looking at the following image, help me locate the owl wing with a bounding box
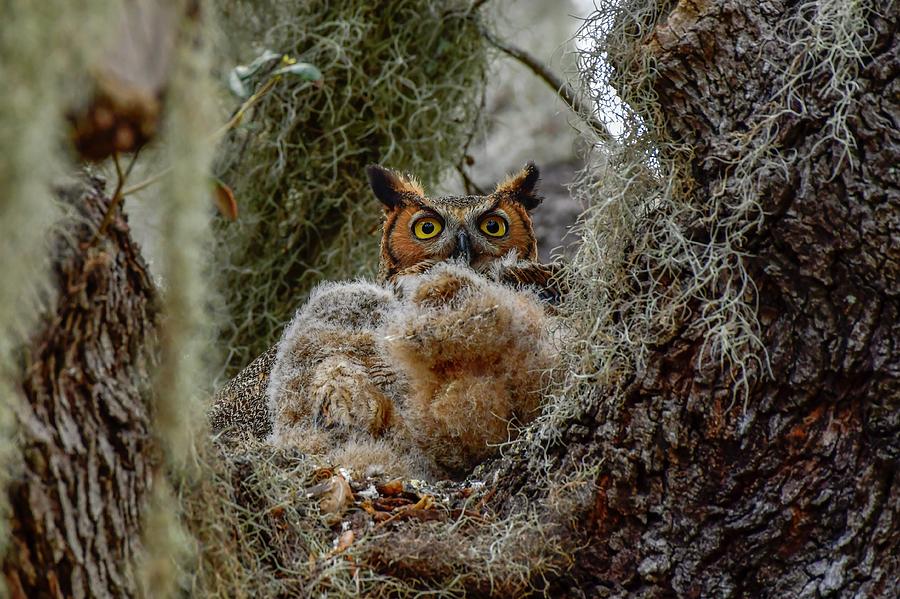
[266,281,407,442]
[209,345,278,439]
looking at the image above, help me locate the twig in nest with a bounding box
[475,486,497,512]
[375,494,438,528]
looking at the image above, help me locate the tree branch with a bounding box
[481,28,614,143]
[469,0,492,14]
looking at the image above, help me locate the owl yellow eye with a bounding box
[413,217,442,240]
[479,215,507,237]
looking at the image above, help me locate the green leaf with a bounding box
[241,50,281,76]
[228,49,281,97]
[228,70,249,98]
[272,62,323,81]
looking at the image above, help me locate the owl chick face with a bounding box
[366,163,543,282]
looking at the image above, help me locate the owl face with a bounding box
[366,163,543,282]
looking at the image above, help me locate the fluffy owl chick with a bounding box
[266,279,439,479]
[267,281,403,442]
[385,262,558,477]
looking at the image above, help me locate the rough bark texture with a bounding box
[4,177,158,599]
[492,1,899,596]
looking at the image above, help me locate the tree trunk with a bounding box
[492,1,899,596]
[4,176,158,599]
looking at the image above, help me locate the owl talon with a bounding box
[310,356,393,435]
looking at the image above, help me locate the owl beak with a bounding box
[451,230,473,265]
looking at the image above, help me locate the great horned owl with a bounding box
[367,162,561,301]
[216,164,561,480]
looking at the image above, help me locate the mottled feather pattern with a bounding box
[386,263,557,477]
[209,345,278,438]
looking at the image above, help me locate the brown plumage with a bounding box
[386,262,557,477]
[209,345,277,439]
[211,163,563,481]
[369,162,554,287]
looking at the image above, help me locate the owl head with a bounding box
[366,162,543,282]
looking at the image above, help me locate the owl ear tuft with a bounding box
[366,164,425,209]
[494,162,542,210]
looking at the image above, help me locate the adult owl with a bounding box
[211,163,562,480]
[368,162,561,300]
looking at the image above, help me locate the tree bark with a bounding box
[491,1,899,596]
[4,176,158,599]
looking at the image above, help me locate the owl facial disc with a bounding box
[368,162,543,282]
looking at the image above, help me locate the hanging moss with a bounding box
[533,0,876,467]
[212,0,488,377]
[0,0,116,589]
[136,9,221,598]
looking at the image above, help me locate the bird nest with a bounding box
[181,435,572,597]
